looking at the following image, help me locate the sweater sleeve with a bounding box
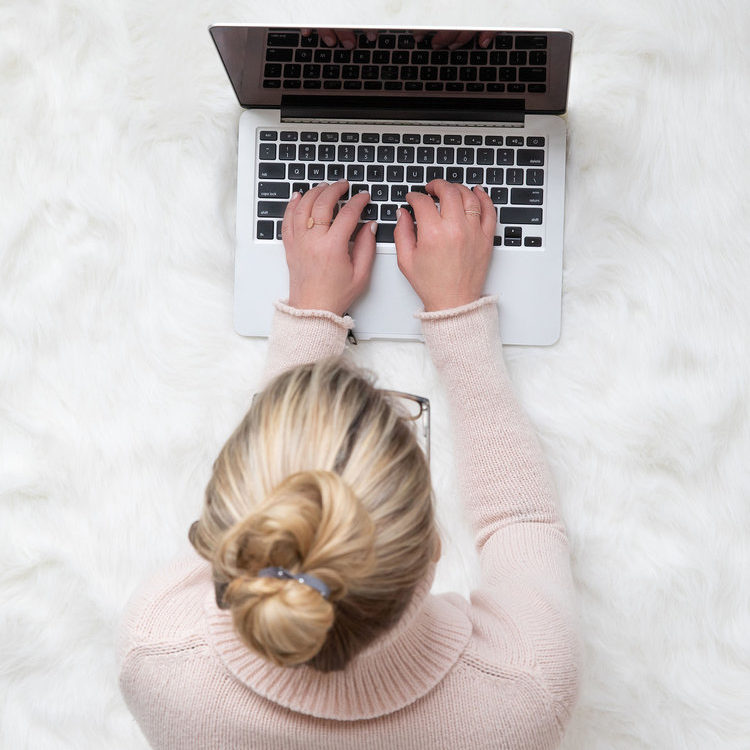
[261,300,353,384]
[418,297,581,729]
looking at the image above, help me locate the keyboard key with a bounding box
[341,132,359,142]
[367,165,385,181]
[477,148,494,165]
[299,144,316,160]
[517,149,545,166]
[276,221,283,240]
[397,146,415,163]
[519,67,546,82]
[387,165,404,182]
[457,148,474,164]
[417,147,435,163]
[526,169,545,186]
[267,32,299,46]
[500,207,543,224]
[509,51,527,66]
[338,145,355,162]
[371,184,389,201]
[266,48,293,62]
[258,182,290,199]
[376,223,396,243]
[506,168,524,185]
[347,164,365,181]
[321,132,339,142]
[280,131,298,141]
[259,143,276,160]
[515,35,548,49]
[510,188,543,205]
[490,187,508,204]
[443,134,461,145]
[403,134,420,143]
[279,144,296,160]
[382,133,400,143]
[485,135,503,146]
[504,237,521,247]
[437,147,454,164]
[257,220,274,239]
[446,166,464,183]
[529,51,547,65]
[288,163,305,179]
[508,83,526,93]
[301,131,318,141]
[377,146,395,163]
[506,136,524,147]
[292,182,310,194]
[466,167,484,184]
[361,203,378,221]
[380,204,398,221]
[358,145,375,162]
[327,164,345,181]
[407,165,424,182]
[504,227,522,239]
[487,168,504,184]
[464,135,482,145]
[308,164,325,180]
[318,144,336,161]
[258,162,285,179]
[497,149,514,165]
[426,166,444,181]
[391,184,408,201]
[524,236,542,247]
[259,130,277,140]
[528,84,547,94]
[362,133,380,143]
[257,201,287,218]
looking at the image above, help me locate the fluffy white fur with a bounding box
[1,0,749,747]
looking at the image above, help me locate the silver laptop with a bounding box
[210,25,573,344]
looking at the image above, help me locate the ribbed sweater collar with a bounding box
[203,565,472,720]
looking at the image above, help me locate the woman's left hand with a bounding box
[282,180,377,317]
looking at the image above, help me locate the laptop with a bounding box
[209,24,573,345]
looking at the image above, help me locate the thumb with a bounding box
[351,221,377,290]
[393,207,416,276]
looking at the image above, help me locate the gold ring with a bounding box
[464,209,481,216]
[307,217,333,228]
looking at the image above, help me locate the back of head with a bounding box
[190,358,436,671]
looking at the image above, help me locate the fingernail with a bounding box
[337,178,348,183]
[449,42,461,50]
[396,208,402,219]
[480,37,490,48]
[358,189,369,194]
[323,34,335,46]
[343,40,354,49]
[369,221,377,234]
[318,181,329,187]
[474,185,485,194]
[290,191,300,200]
[366,31,377,41]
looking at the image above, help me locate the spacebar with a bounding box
[375,223,395,243]
[499,207,543,225]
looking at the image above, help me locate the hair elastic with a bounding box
[257,566,331,600]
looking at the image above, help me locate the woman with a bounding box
[118,179,580,749]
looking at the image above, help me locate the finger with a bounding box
[310,179,350,228]
[350,220,377,290]
[455,183,482,216]
[300,28,312,37]
[317,28,338,46]
[335,29,357,49]
[293,182,330,234]
[405,190,440,226]
[365,29,378,42]
[478,31,495,48]
[431,31,458,48]
[281,190,302,246]
[393,205,417,268]
[330,189,371,241]
[473,185,497,237]
[425,179,464,221]
[448,31,476,49]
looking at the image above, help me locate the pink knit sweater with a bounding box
[118,297,580,750]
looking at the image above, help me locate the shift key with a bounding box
[257,201,288,218]
[500,207,543,224]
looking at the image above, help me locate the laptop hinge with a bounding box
[280,95,525,126]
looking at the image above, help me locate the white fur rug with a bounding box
[2,0,749,747]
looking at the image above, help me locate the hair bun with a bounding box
[214,470,376,666]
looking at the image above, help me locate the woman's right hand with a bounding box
[394,180,496,312]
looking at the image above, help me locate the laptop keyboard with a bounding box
[255,126,546,248]
[262,30,548,95]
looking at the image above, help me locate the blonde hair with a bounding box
[189,357,436,672]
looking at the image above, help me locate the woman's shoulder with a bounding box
[117,548,212,664]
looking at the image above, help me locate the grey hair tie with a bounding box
[257,566,331,600]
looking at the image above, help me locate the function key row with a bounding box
[259,130,545,147]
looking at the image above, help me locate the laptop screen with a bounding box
[209,25,572,116]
